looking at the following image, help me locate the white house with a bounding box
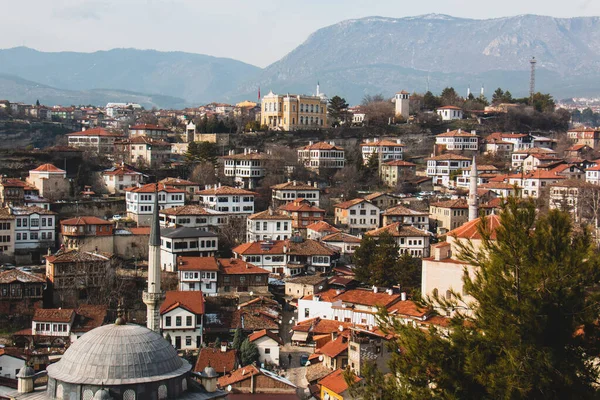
[426,154,472,187]
[366,223,431,258]
[246,209,292,242]
[321,232,361,256]
[435,129,479,152]
[586,164,600,185]
[31,308,75,338]
[0,349,26,379]
[177,256,219,295]
[436,106,463,121]
[196,184,257,216]
[222,149,269,189]
[381,205,429,230]
[160,290,205,350]
[66,127,124,156]
[297,141,345,173]
[360,139,404,165]
[248,329,283,366]
[101,164,145,194]
[271,180,320,208]
[333,199,381,234]
[160,205,228,230]
[128,123,170,138]
[306,221,340,241]
[511,147,557,171]
[125,183,186,226]
[160,227,218,272]
[10,206,56,250]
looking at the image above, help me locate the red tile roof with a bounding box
[30,163,65,173]
[299,142,344,151]
[248,329,283,345]
[306,221,340,233]
[124,182,185,194]
[318,335,348,358]
[177,256,220,272]
[436,106,462,110]
[60,216,113,226]
[426,154,471,161]
[436,129,476,137]
[160,205,215,216]
[0,269,45,284]
[333,198,367,210]
[127,227,151,235]
[125,136,170,146]
[220,258,270,275]
[33,308,75,323]
[130,124,169,131]
[321,232,361,243]
[319,368,361,394]
[196,185,257,196]
[248,209,292,221]
[66,128,123,137]
[160,290,205,315]
[46,250,112,263]
[218,365,261,387]
[365,223,429,238]
[360,140,404,147]
[383,205,427,216]
[278,201,324,213]
[382,160,416,167]
[448,214,502,240]
[195,347,238,374]
[335,289,400,308]
[271,181,319,190]
[102,165,142,176]
[159,177,198,186]
[430,198,468,209]
[387,300,429,318]
[72,304,107,333]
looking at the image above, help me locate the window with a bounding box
[176,316,182,326]
[186,316,192,326]
[165,316,171,326]
[265,348,271,354]
[186,336,192,346]
[304,309,310,318]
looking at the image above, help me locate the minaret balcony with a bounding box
[142,290,164,304]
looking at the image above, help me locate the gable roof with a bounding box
[333,198,368,210]
[30,163,65,173]
[383,205,428,216]
[220,258,270,275]
[447,214,502,240]
[321,232,362,243]
[161,226,217,239]
[436,129,476,137]
[124,182,185,194]
[159,290,205,315]
[365,223,430,238]
[71,304,107,333]
[33,308,75,323]
[430,198,468,209]
[46,250,112,263]
[196,185,257,196]
[278,201,324,213]
[195,347,237,374]
[160,205,222,216]
[306,221,340,233]
[66,128,123,137]
[0,269,45,284]
[299,142,344,151]
[60,216,113,226]
[426,154,471,161]
[248,209,292,221]
[177,256,220,271]
[335,289,401,308]
[319,368,361,394]
[360,139,404,147]
[382,160,417,167]
[318,335,348,358]
[271,181,319,190]
[248,329,284,345]
[159,177,198,186]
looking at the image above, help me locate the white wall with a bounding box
[0,355,25,379]
[254,336,281,366]
[161,307,203,350]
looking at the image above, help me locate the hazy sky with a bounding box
[1,0,599,67]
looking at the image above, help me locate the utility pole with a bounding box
[529,57,537,106]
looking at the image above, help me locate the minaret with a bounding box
[316,81,320,97]
[468,156,479,221]
[143,184,164,333]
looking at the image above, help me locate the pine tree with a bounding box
[327,96,350,126]
[352,197,600,399]
[232,327,243,351]
[240,338,259,366]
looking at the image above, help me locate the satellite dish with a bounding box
[227,385,232,392]
[318,355,324,362]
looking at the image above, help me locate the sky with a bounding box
[1,0,599,68]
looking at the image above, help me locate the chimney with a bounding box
[330,140,335,146]
[372,286,378,293]
[314,181,318,188]
[307,181,311,187]
[447,128,450,132]
[471,130,476,135]
[458,129,462,133]
[396,139,402,144]
[401,292,407,301]
[244,148,248,155]
[220,342,227,352]
[293,180,297,186]
[309,141,313,146]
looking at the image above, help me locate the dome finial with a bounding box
[115,301,126,325]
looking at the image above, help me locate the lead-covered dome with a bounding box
[46,323,190,385]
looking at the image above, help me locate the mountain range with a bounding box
[3,14,600,108]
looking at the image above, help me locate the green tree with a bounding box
[353,198,600,399]
[240,338,259,366]
[423,91,441,110]
[327,96,350,126]
[185,141,218,164]
[440,87,462,107]
[232,327,243,351]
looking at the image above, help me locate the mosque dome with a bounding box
[46,323,190,385]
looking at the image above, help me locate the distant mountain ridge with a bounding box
[3,14,600,107]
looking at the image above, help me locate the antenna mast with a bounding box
[529,57,537,105]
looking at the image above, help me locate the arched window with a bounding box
[310,117,314,125]
[310,104,314,113]
[300,116,304,125]
[158,385,168,400]
[123,389,136,400]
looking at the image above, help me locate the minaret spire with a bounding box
[143,183,164,333]
[468,156,479,221]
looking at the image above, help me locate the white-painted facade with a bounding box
[161,307,203,350]
[178,269,218,294]
[253,335,281,366]
[11,207,56,250]
[0,354,25,379]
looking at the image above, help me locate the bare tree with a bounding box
[190,162,219,187]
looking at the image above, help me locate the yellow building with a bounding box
[261,90,328,131]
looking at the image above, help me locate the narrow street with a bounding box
[279,306,311,398]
